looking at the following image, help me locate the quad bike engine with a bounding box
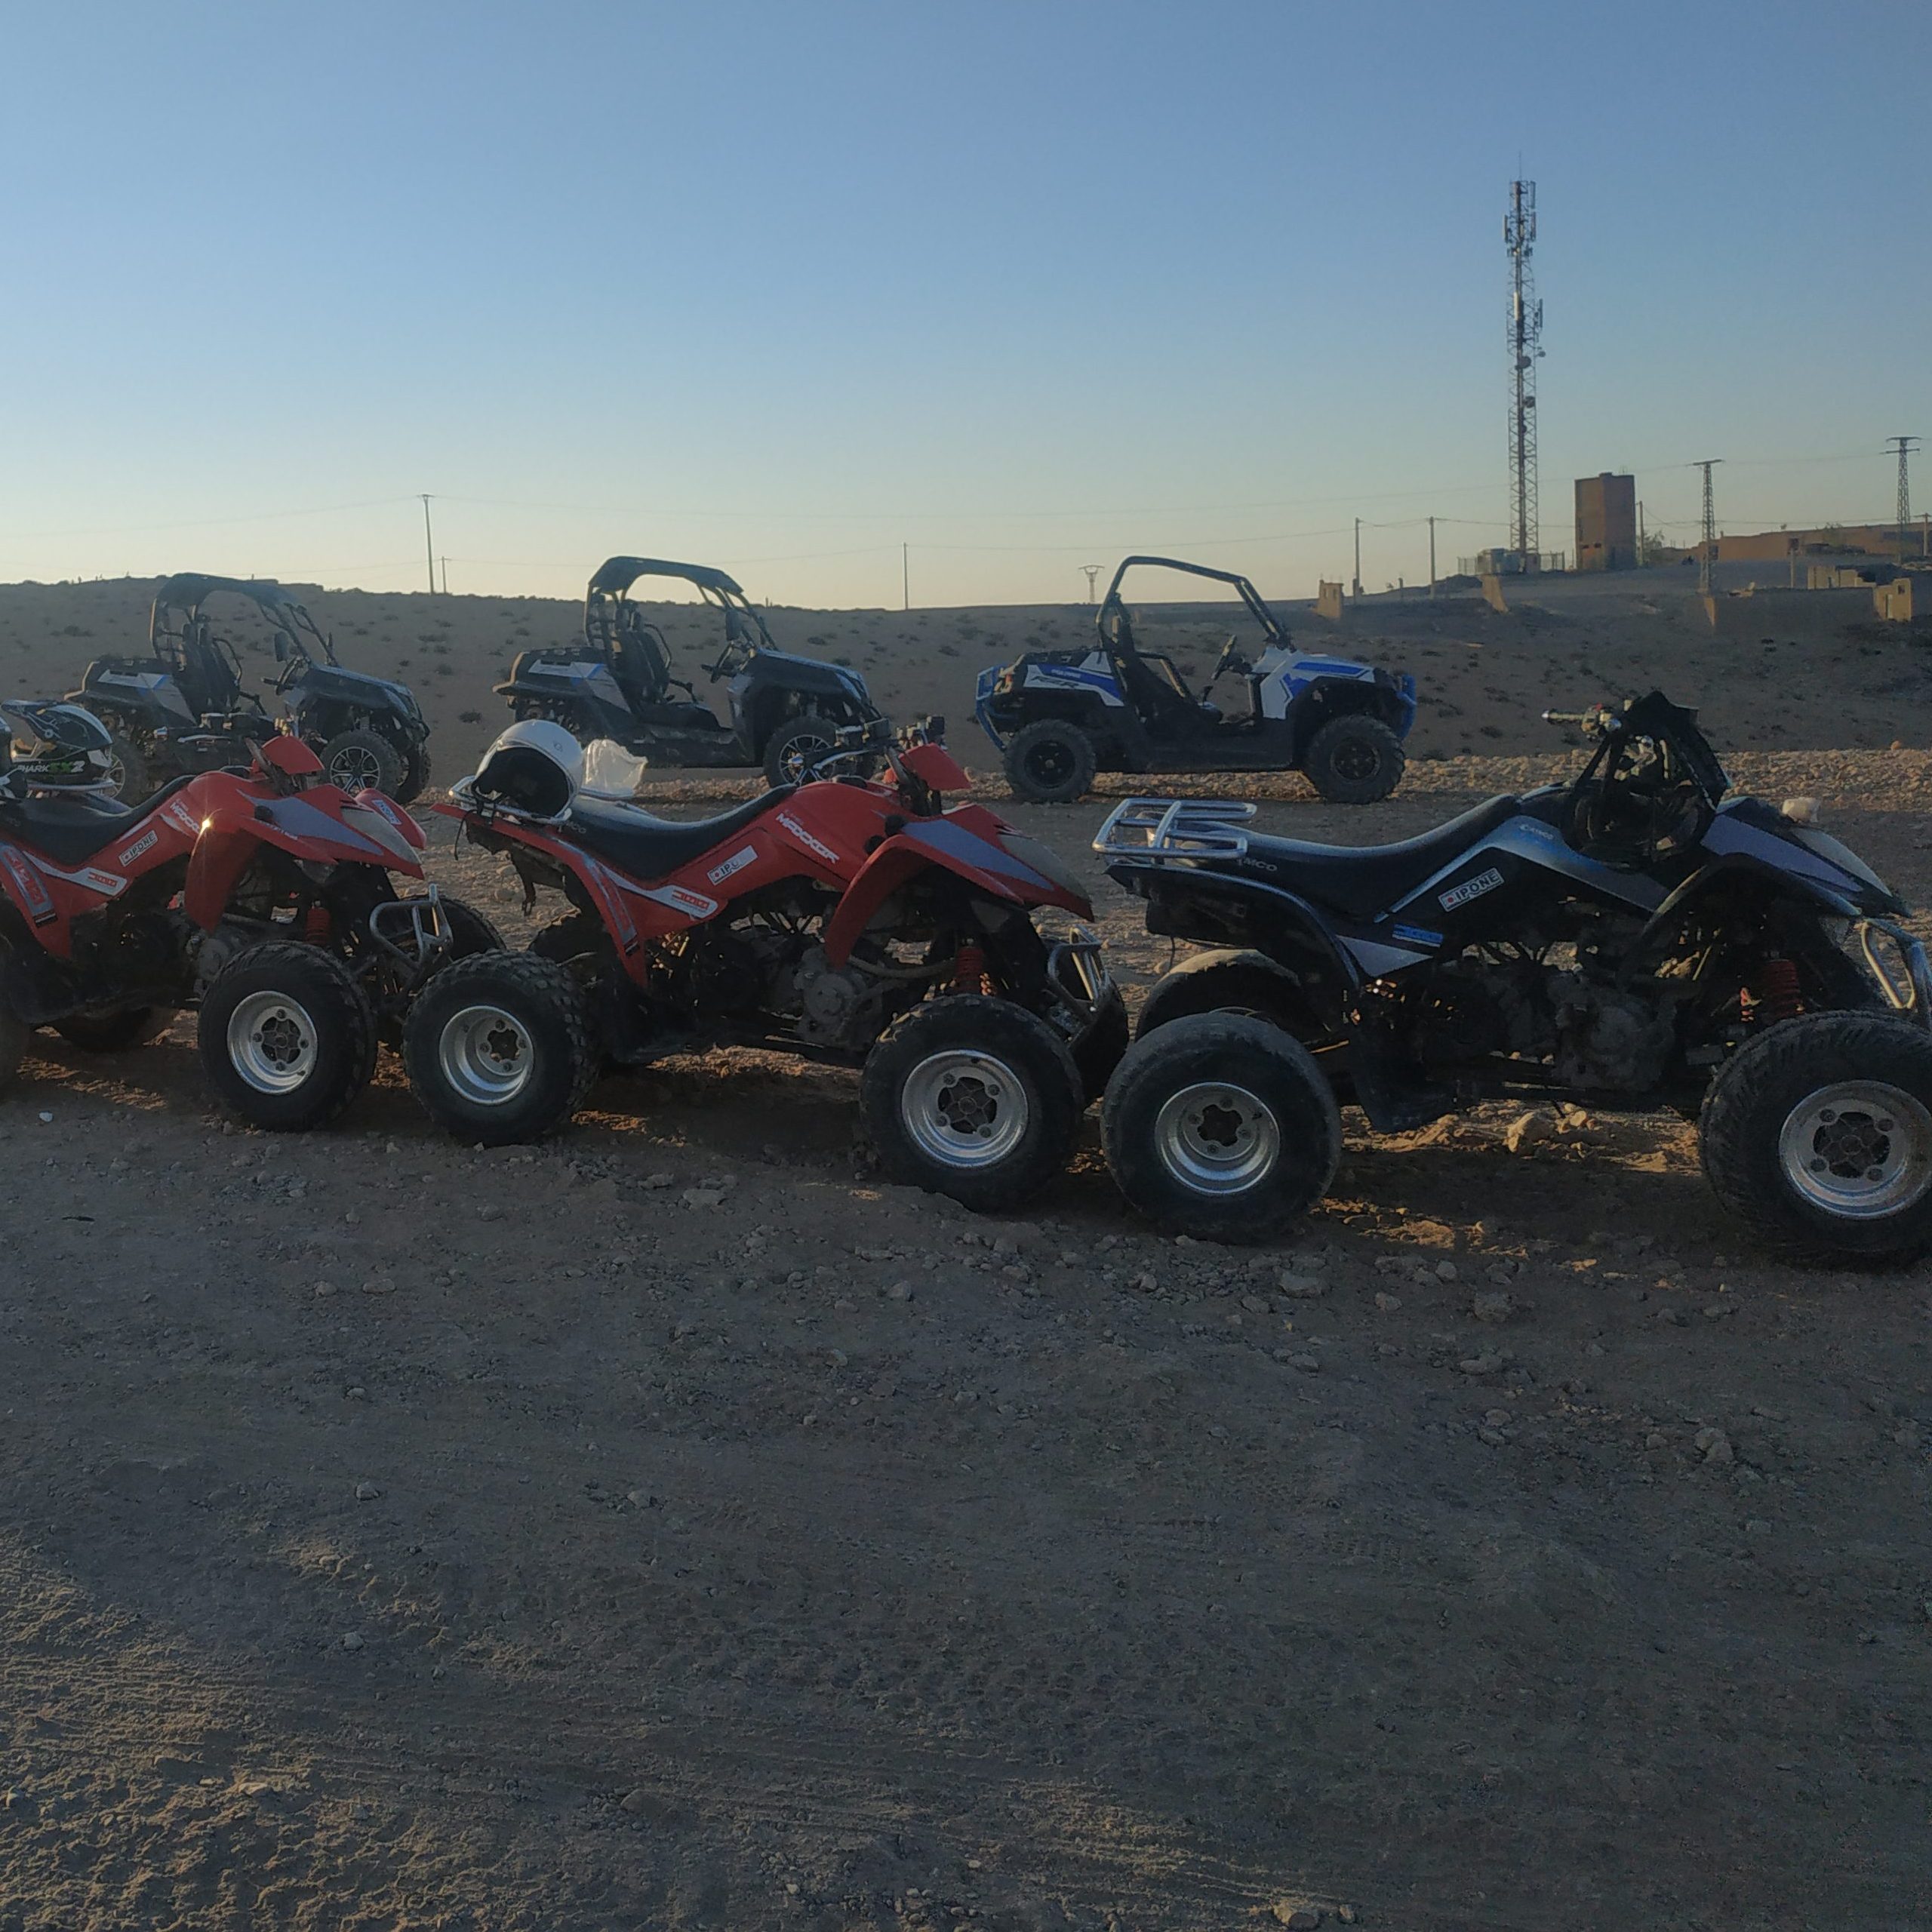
[789,944,890,1049]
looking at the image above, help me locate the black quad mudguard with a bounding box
[1112,861,1359,1032]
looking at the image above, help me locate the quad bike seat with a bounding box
[0,792,138,865]
[565,785,798,881]
[1238,794,1521,921]
[0,773,202,865]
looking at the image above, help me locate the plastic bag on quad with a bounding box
[580,737,652,800]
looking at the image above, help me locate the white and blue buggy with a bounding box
[975,555,1416,804]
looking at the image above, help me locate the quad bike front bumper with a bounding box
[1857,918,1932,1028]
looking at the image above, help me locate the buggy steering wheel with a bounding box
[1210,634,1244,685]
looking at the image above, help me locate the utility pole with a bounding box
[439,555,449,596]
[1352,518,1362,599]
[1637,499,1646,567]
[1080,565,1101,605]
[1505,178,1544,567]
[1694,460,1721,597]
[902,543,909,612]
[419,494,436,594]
[1427,515,1437,595]
[1887,435,1920,559]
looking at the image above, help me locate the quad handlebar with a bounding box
[1542,705,1615,734]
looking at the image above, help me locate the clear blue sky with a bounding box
[1,0,1923,606]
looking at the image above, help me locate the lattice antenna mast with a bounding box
[1694,459,1722,595]
[1888,435,1920,555]
[1505,180,1543,561]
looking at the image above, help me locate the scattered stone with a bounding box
[1287,1352,1321,1374]
[353,1481,380,1502]
[1271,1906,1324,1930]
[681,1188,724,1210]
[1374,1292,1401,1313]
[642,1172,674,1189]
[1458,1353,1503,1376]
[1503,1109,1552,1153]
[1469,1291,1514,1325]
[1435,1260,1459,1282]
[1278,1275,1327,1300]
[886,1280,913,1302]
[1477,1426,1508,1447]
[1694,1426,1734,1466]
[1132,1270,1158,1293]
[340,1632,365,1652]
[1702,1301,1734,1320]
[1484,1408,1512,1426]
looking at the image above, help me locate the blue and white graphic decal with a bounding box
[1021,651,1125,707]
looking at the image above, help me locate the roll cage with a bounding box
[1094,556,1291,723]
[147,572,338,711]
[582,557,778,703]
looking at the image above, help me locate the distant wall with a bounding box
[1718,522,1918,562]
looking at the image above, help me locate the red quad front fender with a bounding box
[183,783,426,931]
[820,812,1092,968]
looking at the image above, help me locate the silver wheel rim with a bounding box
[780,731,835,781]
[1778,1079,1932,1220]
[1154,1081,1281,1195]
[227,990,319,1094]
[329,743,385,791]
[438,1002,534,1106]
[900,1048,1029,1169]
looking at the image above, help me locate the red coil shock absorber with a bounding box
[304,904,333,944]
[953,943,988,996]
[1752,956,1803,1025]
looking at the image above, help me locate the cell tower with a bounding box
[1505,179,1544,565]
[1887,435,1919,555]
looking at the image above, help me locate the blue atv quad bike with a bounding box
[495,556,884,788]
[974,555,1417,805]
[69,573,432,804]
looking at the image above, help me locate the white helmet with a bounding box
[470,718,583,819]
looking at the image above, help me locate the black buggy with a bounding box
[974,555,1417,805]
[494,556,885,786]
[69,573,431,802]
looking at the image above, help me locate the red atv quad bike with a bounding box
[0,700,494,1129]
[409,718,1124,1208]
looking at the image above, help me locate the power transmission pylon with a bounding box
[1887,435,1920,558]
[1694,460,1722,596]
[1505,180,1543,566]
[1080,565,1101,605]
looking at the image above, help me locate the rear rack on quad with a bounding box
[1092,797,1255,863]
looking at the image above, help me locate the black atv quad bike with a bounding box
[1097,691,1932,1262]
[974,555,1417,805]
[69,573,432,804]
[494,556,885,787]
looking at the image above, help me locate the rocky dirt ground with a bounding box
[4,753,1932,1930]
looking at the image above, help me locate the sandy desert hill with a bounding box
[0,564,1925,783]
